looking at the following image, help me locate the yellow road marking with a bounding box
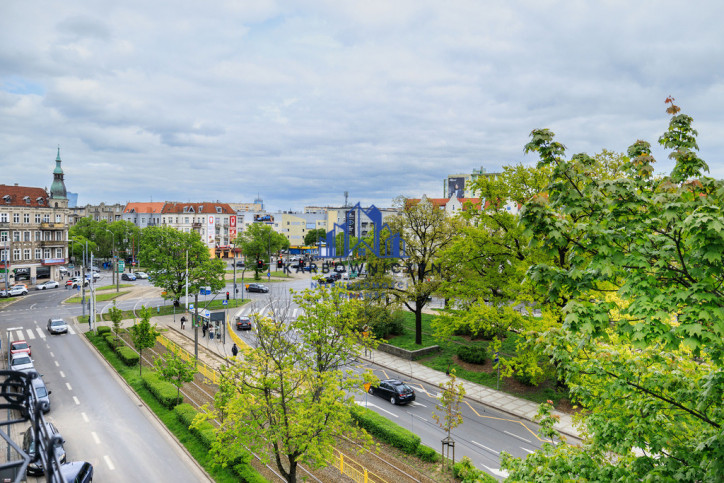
[464,401,543,441]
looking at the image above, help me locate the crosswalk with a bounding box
[234,306,304,319]
[9,325,76,341]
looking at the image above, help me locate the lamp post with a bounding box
[104,229,118,292]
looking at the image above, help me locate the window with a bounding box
[0,249,8,261]
[162,217,166,223]
[0,213,7,222]
[13,213,19,223]
[13,249,21,261]
[23,231,30,242]
[0,231,6,242]
[44,248,50,259]
[141,218,145,224]
[55,231,63,241]
[37,197,44,206]
[23,249,31,260]
[23,213,30,223]
[185,217,189,223]
[34,231,40,241]
[55,214,61,223]
[216,207,222,213]
[13,231,20,242]
[24,196,30,205]
[55,248,63,258]
[35,214,41,223]
[44,231,51,241]
[35,248,41,260]
[43,214,50,223]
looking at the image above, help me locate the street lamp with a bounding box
[104,229,118,292]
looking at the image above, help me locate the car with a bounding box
[235,260,245,268]
[47,318,68,335]
[60,461,93,483]
[28,376,51,413]
[235,316,252,330]
[58,266,68,275]
[134,271,148,279]
[65,277,88,288]
[90,266,100,272]
[245,283,269,293]
[0,289,7,298]
[6,285,28,297]
[368,379,416,405]
[12,283,28,290]
[9,353,34,373]
[36,280,59,290]
[10,340,31,357]
[91,271,100,280]
[22,422,66,476]
[334,265,346,273]
[121,273,137,281]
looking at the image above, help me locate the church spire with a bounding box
[50,146,68,200]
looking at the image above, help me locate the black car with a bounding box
[121,272,137,281]
[236,316,252,330]
[22,422,66,476]
[235,260,245,268]
[246,283,269,293]
[60,461,93,483]
[368,379,416,405]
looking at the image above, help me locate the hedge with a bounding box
[457,346,487,365]
[141,371,183,409]
[453,456,497,482]
[103,334,116,350]
[116,346,140,366]
[96,326,111,335]
[350,405,420,454]
[416,444,440,462]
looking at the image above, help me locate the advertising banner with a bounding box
[207,215,215,245]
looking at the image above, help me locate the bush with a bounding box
[96,326,111,335]
[453,456,497,482]
[174,404,216,447]
[416,444,440,462]
[142,371,183,409]
[350,406,420,454]
[103,334,116,349]
[116,346,140,366]
[360,306,405,339]
[457,346,487,365]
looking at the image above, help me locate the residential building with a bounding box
[123,202,165,228]
[444,166,500,199]
[160,202,236,256]
[68,202,125,225]
[279,211,327,246]
[0,149,70,286]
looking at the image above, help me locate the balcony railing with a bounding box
[40,222,65,229]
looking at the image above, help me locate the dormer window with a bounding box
[198,205,203,212]
[216,207,222,214]
[36,197,44,205]
[23,196,31,204]
[3,195,10,204]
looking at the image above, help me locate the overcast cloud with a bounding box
[2,1,723,211]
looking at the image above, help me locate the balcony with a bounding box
[40,222,65,229]
[40,240,65,247]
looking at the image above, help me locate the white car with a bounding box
[36,280,60,290]
[9,353,34,373]
[134,271,148,279]
[7,286,28,297]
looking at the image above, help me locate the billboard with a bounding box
[229,215,237,240]
[207,215,215,245]
[448,176,466,199]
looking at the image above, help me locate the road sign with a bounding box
[363,382,371,393]
[222,300,228,306]
[117,261,125,272]
[494,352,499,363]
[189,304,194,310]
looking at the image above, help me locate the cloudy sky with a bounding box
[2,1,723,211]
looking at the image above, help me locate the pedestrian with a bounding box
[180,316,186,330]
[202,323,207,338]
[231,343,238,357]
[209,327,214,340]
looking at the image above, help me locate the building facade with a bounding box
[0,149,70,286]
[160,202,236,256]
[123,202,165,228]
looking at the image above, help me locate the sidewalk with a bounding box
[138,311,580,441]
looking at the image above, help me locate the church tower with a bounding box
[49,147,69,208]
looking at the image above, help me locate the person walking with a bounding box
[231,343,238,357]
[202,322,207,338]
[180,316,186,330]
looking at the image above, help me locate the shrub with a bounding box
[457,346,487,365]
[96,326,111,335]
[104,334,116,349]
[452,456,498,482]
[116,346,140,366]
[174,404,216,447]
[350,406,420,453]
[142,371,183,409]
[416,444,440,462]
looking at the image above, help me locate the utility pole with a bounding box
[194,293,199,362]
[81,241,87,319]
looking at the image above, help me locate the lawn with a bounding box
[78,298,251,322]
[66,291,129,303]
[95,283,134,291]
[384,311,569,406]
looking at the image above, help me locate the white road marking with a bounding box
[81,412,89,423]
[50,352,55,358]
[471,440,499,455]
[15,330,23,341]
[91,432,100,444]
[356,401,399,418]
[26,330,35,340]
[504,430,531,444]
[410,401,427,408]
[54,361,59,367]
[481,465,509,478]
[66,383,72,391]
[36,328,46,339]
[67,326,75,335]
[104,455,115,470]
[73,396,80,405]
[521,447,535,454]
[59,371,65,378]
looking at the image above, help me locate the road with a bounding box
[0,275,209,482]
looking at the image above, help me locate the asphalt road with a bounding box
[0,277,209,482]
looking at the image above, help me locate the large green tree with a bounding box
[234,223,289,280]
[138,226,225,304]
[501,99,724,481]
[199,285,375,483]
[130,306,160,375]
[303,228,326,246]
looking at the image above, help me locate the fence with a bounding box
[336,450,388,483]
[156,334,220,385]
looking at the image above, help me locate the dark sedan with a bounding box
[236,316,252,330]
[368,379,416,405]
[246,283,269,293]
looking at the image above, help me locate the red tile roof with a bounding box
[405,197,483,210]
[0,185,49,207]
[124,202,165,214]
[161,202,235,214]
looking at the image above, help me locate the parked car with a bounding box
[47,318,68,335]
[58,267,68,275]
[28,376,51,413]
[10,340,31,357]
[134,271,148,279]
[235,316,252,330]
[9,353,34,373]
[60,461,93,483]
[36,280,59,290]
[0,289,7,298]
[6,285,28,297]
[121,273,137,281]
[334,265,346,273]
[22,422,66,476]
[245,283,269,293]
[65,278,88,288]
[235,261,245,268]
[368,379,416,405]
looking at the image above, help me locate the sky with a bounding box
[2,1,723,212]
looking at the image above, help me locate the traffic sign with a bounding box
[494,352,499,363]
[117,261,125,273]
[189,304,194,310]
[363,382,371,392]
[222,300,228,306]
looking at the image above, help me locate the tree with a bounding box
[154,349,197,400]
[303,228,326,246]
[375,196,459,345]
[500,99,724,481]
[108,301,123,347]
[235,223,289,280]
[432,370,466,466]
[130,306,160,375]
[138,226,225,304]
[198,286,375,483]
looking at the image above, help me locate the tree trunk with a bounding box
[415,303,423,345]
